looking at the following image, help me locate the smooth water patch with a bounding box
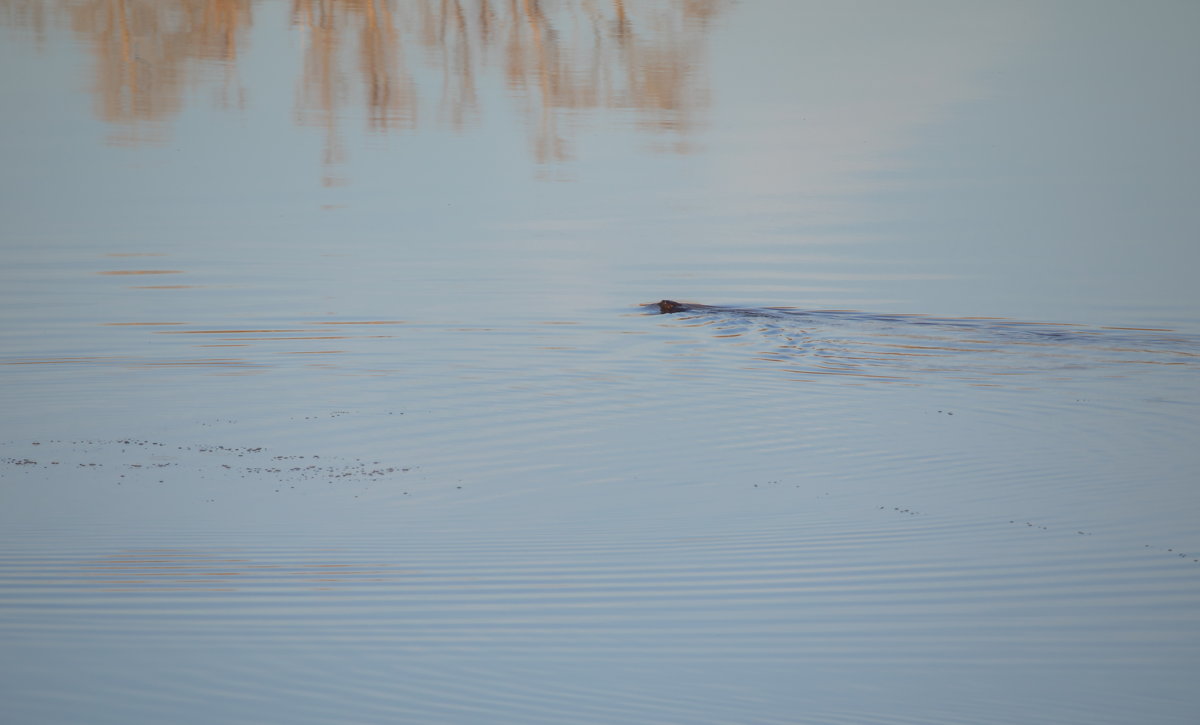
[3,501,1199,724]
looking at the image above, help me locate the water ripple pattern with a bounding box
[647,301,1200,387]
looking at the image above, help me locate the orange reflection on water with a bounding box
[154,328,317,333]
[50,0,251,146]
[2,0,720,180]
[292,0,724,181]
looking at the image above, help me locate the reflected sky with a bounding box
[3,5,1200,722]
[1,0,1197,326]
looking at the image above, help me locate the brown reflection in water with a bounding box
[292,0,415,187]
[155,327,317,333]
[292,0,723,181]
[77,548,406,591]
[2,0,720,180]
[14,0,254,146]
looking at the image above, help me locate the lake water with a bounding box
[2,1,1199,723]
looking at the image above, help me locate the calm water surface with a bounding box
[2,2,1200,723]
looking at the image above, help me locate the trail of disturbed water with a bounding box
[647,299,1200,386]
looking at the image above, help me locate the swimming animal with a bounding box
[657,300,709,314]
[655,300,772,315]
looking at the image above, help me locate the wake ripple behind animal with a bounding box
[645,299,1199,385]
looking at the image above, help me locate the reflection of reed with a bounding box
[2,0,721,177]
[48,0,252,145]
[294,0,721,177]
[292,0,418,186]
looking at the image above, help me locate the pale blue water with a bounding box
[2,2,1199,723]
